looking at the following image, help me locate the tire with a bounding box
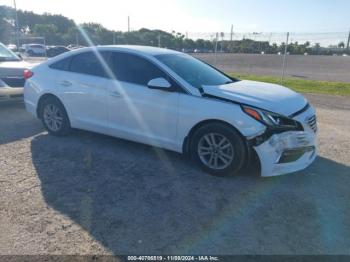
[190,123,247,176]
[40,97,71,136]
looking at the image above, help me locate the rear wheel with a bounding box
[190,123,247,176]
[40,97,71,136]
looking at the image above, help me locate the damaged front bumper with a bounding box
[250,106,318,177]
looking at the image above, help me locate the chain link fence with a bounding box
[8,29,349,83]
[184,31,350,83]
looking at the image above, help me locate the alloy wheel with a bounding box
[197,133,234,170]
[43,104,63,132]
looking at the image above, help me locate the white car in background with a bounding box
[25,44,46,56]
[7,44,17,51]
[24,46,318,177]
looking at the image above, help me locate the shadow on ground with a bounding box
[0,101,43,144]
[31,132,350,255]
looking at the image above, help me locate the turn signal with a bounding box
[243,107,262,121]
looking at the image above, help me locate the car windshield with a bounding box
[155,53,235,89]
[0,43,20,61]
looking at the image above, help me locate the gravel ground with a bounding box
[193,54,350,82]
[0,94,349,255]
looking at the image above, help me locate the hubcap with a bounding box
[43,104,63,131]
[198,133,234,170]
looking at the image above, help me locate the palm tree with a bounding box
[338,42,345,48]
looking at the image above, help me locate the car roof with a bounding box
[28,43,45,46]
[92,45,182,56]
[44,45,187,67]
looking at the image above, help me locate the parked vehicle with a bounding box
[7,44,17,51]
[67,44,85,50]
[25,44,46,56]
[24,46,318,177]
[46,46,70,58]
[0,42,32,101]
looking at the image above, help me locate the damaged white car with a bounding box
[24,46,317,177]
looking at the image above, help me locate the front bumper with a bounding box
[252,106,318,177]
[0,87,24,100]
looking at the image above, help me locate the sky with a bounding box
[1,0,349,34]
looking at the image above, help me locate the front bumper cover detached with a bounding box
[249,106,318,177]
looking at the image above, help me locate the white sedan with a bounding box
[24,46,318,177]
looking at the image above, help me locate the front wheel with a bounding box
[190,123,247,176]
[40,97,71,136]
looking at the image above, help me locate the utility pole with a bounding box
[230,25,233,53]
[214,32,219,65]
[220,32,224,52]
[158,34,161,47]
[346,29,350,53]
[281,32,290,84]
[13,0,20,50]
[75,33,79,46]
[128,16,130,32]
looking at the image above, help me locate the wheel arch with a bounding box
[36,93,66,120]
[182,119,248,156]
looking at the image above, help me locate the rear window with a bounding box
[49,56,72,71]
[49,51,111,78]
[69,51,109,78]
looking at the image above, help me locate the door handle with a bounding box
[110,91,123,98]
[58,80,72,87]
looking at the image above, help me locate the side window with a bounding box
[49,56,72,71]
[112,52,167,86]
[69,51,110,78]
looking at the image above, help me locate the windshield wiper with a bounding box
[224,81,234,85]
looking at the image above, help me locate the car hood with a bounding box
[202,80,307,116]
[0,60,33,77]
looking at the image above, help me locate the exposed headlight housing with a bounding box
[242,105,303,132]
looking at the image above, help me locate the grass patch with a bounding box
[228,73,350,96]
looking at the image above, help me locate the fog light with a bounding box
[277,146,315,164]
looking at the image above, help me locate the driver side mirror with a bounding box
[147,77,172,91]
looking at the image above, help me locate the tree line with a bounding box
[0,5,348,55]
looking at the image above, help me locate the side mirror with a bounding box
[147,77,172,91]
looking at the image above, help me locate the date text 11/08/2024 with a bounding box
[127,255,219,261]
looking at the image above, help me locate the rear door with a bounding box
[53,51,110,133]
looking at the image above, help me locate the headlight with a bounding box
[242,105,303,131]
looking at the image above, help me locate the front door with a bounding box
[107,52,180,150]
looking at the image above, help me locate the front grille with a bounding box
[306,115,317,133]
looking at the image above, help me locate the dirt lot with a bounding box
[0,94,350,255]
[193,54,350,82]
